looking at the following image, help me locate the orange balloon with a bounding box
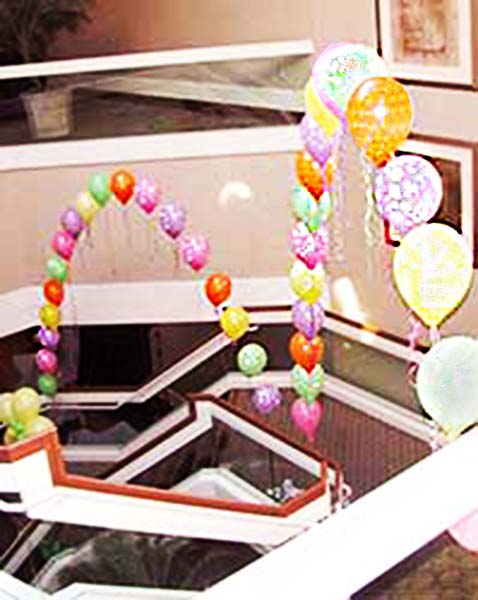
[43,279,64,307]
[346,77,413,168]
[110,170,136,205]
[296,151,324,200]
[289,332,324,373]
[205,273,232,307]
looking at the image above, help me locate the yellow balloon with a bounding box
[4,427,17,445]
[40,303,61,330]
[25,415,56,438]
[76,192,100,225]
[12,387,40,424]
[0,393,15,424]
[393,224,473,327]
[304,79,341,138]
[290,260,325,305]
[220,307,250,341]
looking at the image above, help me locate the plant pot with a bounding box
[22,88,72,140]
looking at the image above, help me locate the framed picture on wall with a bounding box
[375,0,477,88]
[396,134,477,266]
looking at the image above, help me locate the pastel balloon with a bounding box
[135,176,160,214]
[4,426,18,445]
[393,224,473,328]
[51,230,76,261]
[374,155,443,235]
[0,393,15,424]
[76,192,100,225]
[46,255,68,283]
[290,185,317,222]
[39,304,61,330]
[25,415,56,437]
[37,327,60,350]
[111,170,136,205]
[43,279,64,306]
[312,43,388,119]
[291,398,323,443]
[291,364,324,404]
[289,260,325,305]
[237,343,268,377]
[38,373,58,397]
[251,385,282,416]
[416,336,478,435]
[159,202,186,240]
[88,173,111,207]
[346,77,413,167]
[36,349,58,374]
[290,222,329,269]
[289,332,324,373]
[449,510,478,553]
[220,307,250,341]
[299,114,337,167]
[60,207,84,239]
[12,387,40,424]
[296,151,324,200]
[180,234,210,272]
[292,300,325,340]
[304,79,340,138]
[205,273,232,307]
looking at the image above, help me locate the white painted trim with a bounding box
[0,40,314,81]
[54,585,197,599]
[0,572,47,599]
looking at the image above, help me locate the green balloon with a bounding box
[237,343,268,377]
[291,186,315,221]
[88,173,111,207]
[38,374,58,397]
[291,364,324,404]
[306,210,320,232]
[46,255,68,283]
[317,191,333,222]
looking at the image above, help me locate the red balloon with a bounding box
[110,170,136,205]
[205,273,232,307]
[289,331,324,373]
[43,279,64,307]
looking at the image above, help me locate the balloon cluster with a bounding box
[0,388,54,444]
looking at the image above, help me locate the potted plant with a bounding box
[0,0,93,139]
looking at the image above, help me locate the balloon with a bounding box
[317,191,333,223]
[46,255,68,283]
[290,222,329,269]
[88,173,111,207]
[291,364,325,404]
[251,385,282,415]
[25,415,56,437]
[0,393,15,424]
[36,349,58,374]
[159,202,186,240]
[39,304,61,330]
[299,114,337,167]
[205,273,232,307]
[290,185,317,222]
[38,373,58,397]
[12,387,40,424]
[60,207,84,239]
[289,260,325,305]
[37,327,60,350]
[111,170,136,205]
[237,343,268,377]
[296,151,324,200]
[292,300,325,340]
[393,224,473,328]
[289,331,324,373]
[180,234,210,272]
[374,155,443,235]
[4,426,18,445]
[220,307,250,341]
[135,176,160,215]
[449,510,478,553]
[416,336,478,436]
[312,43,388,119]
[51,230,76,262]
[76,192,100,225]
[43,279,64,306]
[346,77,413,167]
[291,398,323,443]
[304,79,341,138]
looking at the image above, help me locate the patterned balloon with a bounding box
[36,349,58,374]
[296,151,324,200]
[159,202,186,240]
[251,385,282,415]
[291,398,323,443]
[346,77,414,167]
[299,114,337,167]
[237,343,268,377]
[135,176,160,215]
[304,79,341,138]
[292,300,325,340]
[374,154,443,235]
[289,260,325,305]
[290,222,329,269]
[312,43,388,120]
[180,234,210,272]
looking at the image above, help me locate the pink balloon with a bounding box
[36,348,58,374]
[290,222,329,269]
[291,398,323,443]
[180,234,210,272]
[51,230,76,261]
[449,510,478,553]
[135,176,160,215]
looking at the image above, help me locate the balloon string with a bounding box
[406,312,424,385]
[429,325,441,346]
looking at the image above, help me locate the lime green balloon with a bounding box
[38,374,58,397]
[291,186,316,221]
[88,173,112,207]
[317,191,333,222]
[237,343,268,377]
[46,255,69,283]
[291,364,324,404]
[26,415,55,437]
[306,210,320,232]
[12,387,40,424]
[0,393,15,424]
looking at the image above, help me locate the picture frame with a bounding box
[375,0,478,88]
[397,134,478,267]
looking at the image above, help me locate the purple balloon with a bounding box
[159,202,186,240]
[251,385,282,415]
[299,114,336,167]
[36,348,58,374]
[60,207,84,239]
[37,327,60,350]
[292,300,325,340]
